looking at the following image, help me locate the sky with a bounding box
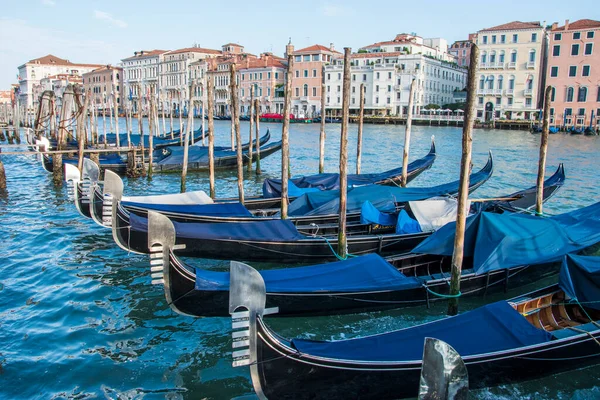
[0,0,595,89]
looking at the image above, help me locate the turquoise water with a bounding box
[1,120,600,399]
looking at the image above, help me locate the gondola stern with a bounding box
[418,337,469,400]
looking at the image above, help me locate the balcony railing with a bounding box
[526,61,536,69]
[300,96,310,102]
[494,89,503,95]
[524,89,533,96]
[506,89,514,96]
[507,62,516,69]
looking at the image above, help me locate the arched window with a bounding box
[508,75,515,89]
[566,87,574,102]
[499,51,505,63]
[488,76,494,90]
[578,87,587,102]
[527,76,533,90]
[479,76,485,90]
[510,51,517,63]
[303,84,308,97]
[497,75,504,89]
[481,52,487,64]
[529,50,536,63]
[490,51,496,64]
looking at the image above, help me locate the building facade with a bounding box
[360,34,456,63]
[546,19,600,128]
[289,44,340,118]
[449,34,477,67]
[121,49,168,113]
[474,21,547,121]
[82,65,124,112]
[324,49,466,116]
[17,54,103,109]
[239,53,286,115]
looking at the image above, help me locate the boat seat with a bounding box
[552,322,600,339]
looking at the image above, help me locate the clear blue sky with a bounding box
[0,0,593,89]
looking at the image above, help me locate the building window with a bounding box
[312,87,317,96]
[295,70,299,78]
[388,85,392,92]
[303,70,308,78]
[481,52,487,64]
[488,76,494,90]
[362,74,367,81]
[525,98,532,107]
[597,87,600,101]
[508,77,515,89]
[499,51,505,63]
[338,73,341,80]
[572,44,580,56]
[573,32,581,40]
[327,96,330,103]
[387,97,391,104]
[295,55,301,62]
[565,108,572,116]
[482,36,488,44]
[268,72,271,79]
[569,66,577,77]
[500,34,506,43]
[478,96,484,105]
[303,84,308,97]
[508,97,513,106]
[312,55,319,61]
[532,33,537,42]
[327,86,330,92]
[375,85,379,91]
[555,33,562,40]
[512,34,518,43]
[551,87,556,101]
[337,85,341,92]
[553,45,560,56]
[585,43,593,55]
[337,97,340,103]
[312,69,317,77]
[375,97,379,104]
[376,72,380,79]
[496,97,501,105]
[303,55,310,62]
[578,87,587,102]
[510,51,517,62]
[583,65,591,76]
[566,87,574,102]
[498,76,503,89]
[529,50,536,62]
[551,66,559,77]
[588,31,595,39]
[295,88,299,96]
[275,72,279,79]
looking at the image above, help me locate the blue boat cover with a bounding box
[396,210,422,234]
[288,180,321,197]
[195,253,422,293]
[63,153,124,166]
[291,301,552,361]
[129,213,303,242]
[360,201,398,226]
[412,202,600,274]
[559,254,600,310]
[99,129,204,148]
[122,201,252,217]
[262,146,435,198]
[287,162,491,217]
[155,145,235,166]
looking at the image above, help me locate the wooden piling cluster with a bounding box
[447,44,479,316]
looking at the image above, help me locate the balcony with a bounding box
[507,62,516,69]
[300,96,310,102]
[524,89,533,96]
[506,89,514,96]
[526,61,536,69]
[494,89,503,95]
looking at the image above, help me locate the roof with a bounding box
[222,43,243,47]
[87,65,123,73]
[21,54,104,68]
[294,44,342,54]
[121,50,169,61]
[480,21,542,32]
[166,47,222,56]
[350,51,404,59]
[239,57,286,70]
[553,19,600,31]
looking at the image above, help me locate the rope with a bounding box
[424,285,462,298]
[309,223,357,261]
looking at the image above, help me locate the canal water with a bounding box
[1,120,600,399]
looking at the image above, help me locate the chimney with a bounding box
[264,55,268,67]
[330,42,335,51]
[565,19,570,30]
[551,22,558,31]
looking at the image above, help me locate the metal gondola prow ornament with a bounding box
[418,338,469,400]
[229,261,277,400]
[64,163,80,202]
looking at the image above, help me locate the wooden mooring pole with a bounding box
[319,65,326,174]
[0,159,6,190]
[230,64,244,203]
[247,85,254,173]
[112,84,120,148]
[207,75,216,199]
[181,81,196,193]
[536,86,552,216]
[54,84,75,185]
[338,47,351,258]
[401,79,416,187]
[76,86,90,177]
[447,44,479,316]
[147,86,155,179]
[281,43,294,219]
[356,83,365,174]
[254,98,261,175]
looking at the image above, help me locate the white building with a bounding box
[17,54,103,109]
[359,34,457,63]
[474,21,547,121]
[121,49,168,113]
[325,51,467,116]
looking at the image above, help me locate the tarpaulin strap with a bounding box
[424,285,461,299]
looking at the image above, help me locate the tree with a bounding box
[424,103,441,110]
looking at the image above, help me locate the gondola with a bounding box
[570,126,584,135]
[262,138,436,197]
[97,127,207,149]
[109,141,438,225]
[145,167,567,318]
[227,254,600,400]
[112,154,494,260]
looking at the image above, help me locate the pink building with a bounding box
[547,19,600,129]
[239,53,286,115]
[82,65,124,112]
[449,33,477,67]
[289,43,341,118]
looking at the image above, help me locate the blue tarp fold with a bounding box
[360,201,398,226]
[195,253,421,293]
[413,202,600,275]
[291,301,552,361]
[122,201,252,217]
[559,254,600,310]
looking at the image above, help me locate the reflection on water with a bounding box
[0,121,599,399]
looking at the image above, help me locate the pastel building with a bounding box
[121,49,168,113]
[449,34,477,67]
[289,43,341,118]
[239,53,286,115]
[546,19,600,128]
[17,54,103,109]
[82,65,124,111]
[474,21,547,121]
